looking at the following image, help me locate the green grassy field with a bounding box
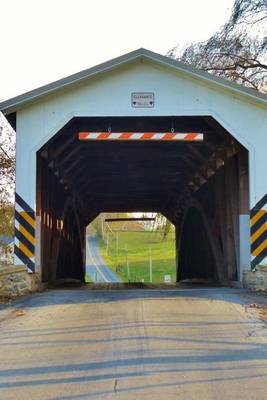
[98,231,176,283]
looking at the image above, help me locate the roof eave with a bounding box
[0,48,146,115]
[143,50,267,106]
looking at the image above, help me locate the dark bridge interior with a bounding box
[37,116,249,283]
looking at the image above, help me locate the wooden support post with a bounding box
[175,224,180,282]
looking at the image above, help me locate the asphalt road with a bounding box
[0,286,267,400]
[86,235,119,283]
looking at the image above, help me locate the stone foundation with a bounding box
[0,265,41,298]
[243,265,267,291]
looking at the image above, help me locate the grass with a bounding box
[98,230,176,283]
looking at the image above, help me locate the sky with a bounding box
[0,0,235,100]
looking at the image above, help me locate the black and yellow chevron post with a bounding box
[250,194,267,270]
[14,193,35,272]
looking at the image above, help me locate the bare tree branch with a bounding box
[167,1,267,93]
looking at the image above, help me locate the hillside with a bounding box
[98,230,176,283]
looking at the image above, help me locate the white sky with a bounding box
[0,0,234,100]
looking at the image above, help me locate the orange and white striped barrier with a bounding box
[78,132,204,141]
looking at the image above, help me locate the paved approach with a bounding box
[86,235,119,282]
[0,287,267,400]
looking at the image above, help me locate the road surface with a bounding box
[0,286,267,399]
[86,235,119,282]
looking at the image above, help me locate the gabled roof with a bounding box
[0,48,266,115]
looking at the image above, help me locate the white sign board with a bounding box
[164,275,171,283]
[131,92,154,108]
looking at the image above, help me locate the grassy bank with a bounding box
[98,231,176,283]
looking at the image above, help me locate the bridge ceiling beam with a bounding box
[38,115,245,227]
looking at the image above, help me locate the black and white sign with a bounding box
[131,92,154,108]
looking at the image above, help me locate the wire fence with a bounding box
[100,223,176,283]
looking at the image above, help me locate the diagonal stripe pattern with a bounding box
[78,132,204,141]
[14,193,35,272]
[250,194,267,269]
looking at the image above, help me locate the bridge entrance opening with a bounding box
[85,212,176,284]
[36,116,249,285]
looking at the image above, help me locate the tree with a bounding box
[167,0,267,92]
[0,203,14,238]
[0,113,15,247]
[226,0,267,27]
[0,113,15,206]
[152,213,173,240]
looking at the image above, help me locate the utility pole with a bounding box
[116,232,119,257]
[106,233,109,255]
[125,244,130,281]
[116,232,119,266]
[149,245,153,283]
[101,217,104,240]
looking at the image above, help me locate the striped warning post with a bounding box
[250,194,267,269]
[14,193,35,272]
[78,132,204,141]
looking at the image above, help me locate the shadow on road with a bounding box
[7,284,259,310]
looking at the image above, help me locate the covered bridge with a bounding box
[0,48,266,285]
